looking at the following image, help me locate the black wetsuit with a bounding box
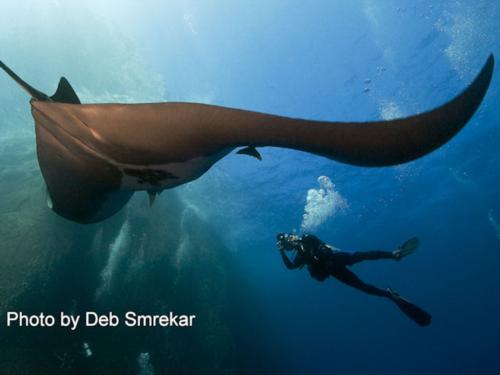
[279,234,394,298]
[278,234,432,326]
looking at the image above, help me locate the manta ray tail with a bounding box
[0,60,50,101]
[0,60,80,104]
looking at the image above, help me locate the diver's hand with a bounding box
[276,232,286,250]
[276,232,301,251]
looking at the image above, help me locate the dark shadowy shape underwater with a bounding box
[0,55,494,223]
[277,233,431,326]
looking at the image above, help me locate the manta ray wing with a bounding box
[0,55,494,223]
[203,54,494,167]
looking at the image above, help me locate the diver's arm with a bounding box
[279,248,301,270]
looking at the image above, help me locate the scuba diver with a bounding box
[276,233,431,326]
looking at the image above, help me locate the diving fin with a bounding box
[50,77,81,104]
[387,288,431,327]
[393,237,419,261]
[236,146,262,160]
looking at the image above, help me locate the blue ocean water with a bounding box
[0,1,499,374]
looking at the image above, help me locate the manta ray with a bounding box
[0,55,494,224]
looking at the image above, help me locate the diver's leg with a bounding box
[330,267,391,298]
[333,237,420,266]
[331,267,432,326]
[386,288,432,326]
[331,251,395,267]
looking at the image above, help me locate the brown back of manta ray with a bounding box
[0,55,495,223]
